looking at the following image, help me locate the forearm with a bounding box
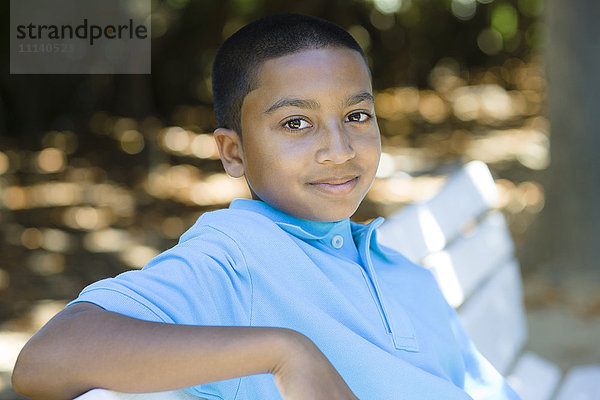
[12,303,297,400]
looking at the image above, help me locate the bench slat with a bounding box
[74,388,203,400]
[458,259,528,375]
[378,160,498,263]
[506,352,561,400]
[554,365,600,400]
[422,211,514,307]
[425,160,498,243]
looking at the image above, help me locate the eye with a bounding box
[346,112,371,123]
[283,118,312,131]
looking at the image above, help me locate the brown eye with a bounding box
[283,118,311,130]
[347,112,369,123]
[287,119,301,129]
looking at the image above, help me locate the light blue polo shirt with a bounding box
[69,199,520,400]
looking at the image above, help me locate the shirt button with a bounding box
[331,235,344,249]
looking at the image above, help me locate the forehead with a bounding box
[248,47,373,106]
[257,46,370,77]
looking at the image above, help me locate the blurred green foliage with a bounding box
[0,0,545,141]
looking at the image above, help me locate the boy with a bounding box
[13,13,520,400]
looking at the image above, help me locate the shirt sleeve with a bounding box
[445,302,522,400]
[67,226,253,400]
[69,226,252,326]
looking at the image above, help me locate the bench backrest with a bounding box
[378,161,527,374]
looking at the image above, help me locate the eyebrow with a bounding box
[263,98,320,114]
[263,91,374,115]
[345,91,375,108]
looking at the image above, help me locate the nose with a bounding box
[315,122,356,164]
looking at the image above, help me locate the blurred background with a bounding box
[1,0,599,398]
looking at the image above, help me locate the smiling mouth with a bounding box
[308,176,359,195]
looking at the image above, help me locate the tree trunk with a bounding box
[521,0,600,274]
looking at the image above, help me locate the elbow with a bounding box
[11,305,100,399]
[11,362,25,395]
[11,305,93,399]
[11,369,31,398]
[12,341,43,398]
[12,348,34,397]
[12,339,64,400]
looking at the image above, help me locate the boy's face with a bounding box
[216,47,381,222]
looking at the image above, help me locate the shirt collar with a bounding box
[229,199,397,261]
[229,198,353,240]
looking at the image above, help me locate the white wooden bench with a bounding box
[74,161,600,400]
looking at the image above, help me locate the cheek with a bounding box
[244,142,296,187]
[263,140,313,166]
[356,134,382,166]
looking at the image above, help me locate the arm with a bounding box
[12,302,357,400]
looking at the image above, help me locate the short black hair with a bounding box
[212,13,369,135]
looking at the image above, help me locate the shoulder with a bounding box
[158,207,288,267]
[180,207,280,243]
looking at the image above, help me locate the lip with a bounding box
[308,176,359,195]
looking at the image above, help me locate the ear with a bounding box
[213,128,245,178]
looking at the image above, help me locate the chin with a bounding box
[309,206,358,222]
